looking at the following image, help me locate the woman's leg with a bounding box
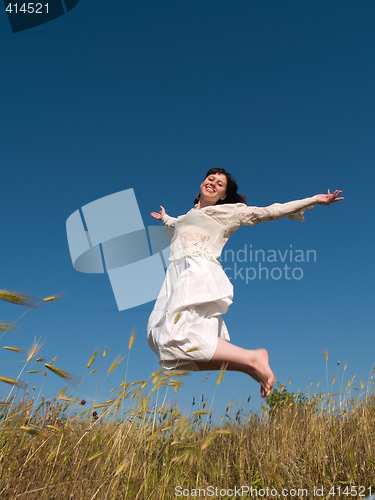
[195,338,275,397]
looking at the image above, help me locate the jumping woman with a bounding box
[147,169,343,397]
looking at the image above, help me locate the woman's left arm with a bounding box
[237,190,344,226]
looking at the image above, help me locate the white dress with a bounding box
[147,196,317,370]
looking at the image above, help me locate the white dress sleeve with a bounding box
[236,196,317,226]
[161,213,178,238]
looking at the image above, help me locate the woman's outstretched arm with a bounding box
[238,189,344,226]
[151,205,177,238]
[150,205,166,220]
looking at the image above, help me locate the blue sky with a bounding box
[1,0,374,419]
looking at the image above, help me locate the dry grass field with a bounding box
[0,290,374,499]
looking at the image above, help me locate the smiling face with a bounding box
[199,173,228,206]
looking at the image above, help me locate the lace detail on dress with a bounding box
[199,206,241,227]
[237,209,272,225]
[284,205,314,222]
[176,231,219,264]
[180,232,210,245]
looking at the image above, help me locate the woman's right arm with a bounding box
[150,206,177,237]
[150,205,166,220]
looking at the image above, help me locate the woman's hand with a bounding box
[150,205,166,220]
[316,190,344,205]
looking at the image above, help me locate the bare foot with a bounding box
[247,349,275,398]
[196,339,275,397]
